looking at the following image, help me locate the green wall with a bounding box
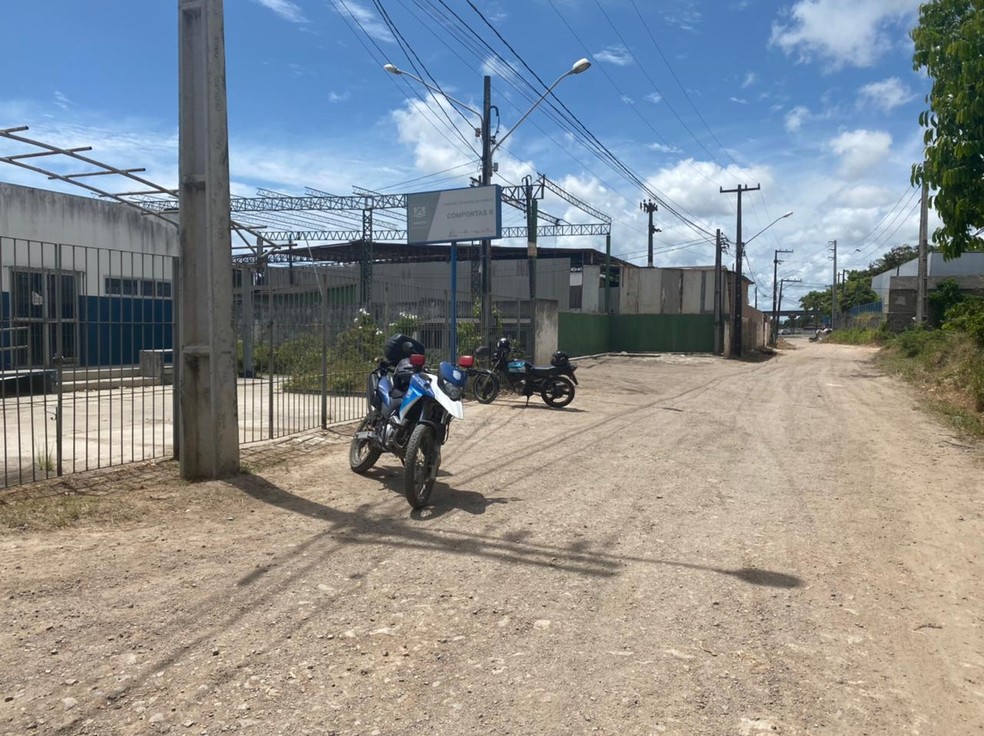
[558,312,610,356]
[559,312,715,355]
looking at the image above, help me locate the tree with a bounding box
[840,271,879,311]
[799,290,830,325]
[912,0,984,258]
[867,244,918,275]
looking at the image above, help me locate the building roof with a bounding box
[265,240,636,269]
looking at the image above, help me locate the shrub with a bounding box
[929,278,966,327]
[944,296,984,346]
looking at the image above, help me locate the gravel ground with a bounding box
[1,342,983,735]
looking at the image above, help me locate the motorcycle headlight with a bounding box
[439,376,463,401]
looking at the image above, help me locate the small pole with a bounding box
[450,242,458,362]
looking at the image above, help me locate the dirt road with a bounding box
[2,342,983,735]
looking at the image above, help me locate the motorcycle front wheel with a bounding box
[471,370,500,404]
[404,423,440,509]
[540,376,576,408]
[349,412,382,473]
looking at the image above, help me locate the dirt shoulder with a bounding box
[1,344,983,735]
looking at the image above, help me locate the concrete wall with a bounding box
[0,183,177,258]
[372,255,570,308]
[887,274,984,331]
[618,267,716,315]
[873,252,984,307]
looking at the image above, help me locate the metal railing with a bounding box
[0,238,528,488]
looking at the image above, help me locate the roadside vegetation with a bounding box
[827,284,984,438]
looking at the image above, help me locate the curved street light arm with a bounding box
[383,64,483,120]
[492,58,591,153]
[743,210,794,246]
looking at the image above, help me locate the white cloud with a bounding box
[53,91,72,110]
[646,92,663,104]
[857,77,914,112]
[830,129,893,177]
[594,45,633,66]
[770,0,921,69]
[785,105,810,132]
[649,142,682,155]
[730,97,749,105]
[328,91,350,103]
[252,0,308,24]
[741,72,757,89]
[330,0,393,43]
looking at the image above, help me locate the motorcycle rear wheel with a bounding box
[349,412,382,473]
[540,376,576,408]
[404,423,439,509]
[471,370,500,404]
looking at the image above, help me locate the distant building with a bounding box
[871,251,984,330]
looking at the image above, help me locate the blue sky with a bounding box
[0,0,932,307]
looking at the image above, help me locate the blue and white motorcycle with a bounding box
[349,335,472,509]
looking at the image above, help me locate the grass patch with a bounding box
[826,327,884,345]
[0,494,131,532]
[876,328,984,438]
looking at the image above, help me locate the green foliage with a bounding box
[894,325,947,358]
[799,290,830,323]
[912,0,984,258]
[455,299,504,357]
[825,327,882,345]
[944,295,984,346]
[236,338,272,375]
[280,308,421,393]
[881,326,984,423]
[929,278,965,326]
[867,245,918,275]
[335,308,385,364]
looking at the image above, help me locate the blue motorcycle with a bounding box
[349,335,472,509]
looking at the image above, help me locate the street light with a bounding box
[730,208,792,357]
[745,210,793,245]
[384,58,591,354]
[740,210,793,348]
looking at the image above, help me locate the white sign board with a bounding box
[406,185,502,245]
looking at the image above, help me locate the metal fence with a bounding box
[0,238,528,488]
[841,300,884,330]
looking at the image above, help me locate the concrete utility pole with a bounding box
[721,184,760,357]
[828,239,838,329]
[778,277,802,323]
[916,179,929,325]
[714,229,723,355]
[771,247,792,344]
[524,175,539,359]
[480,76,494,350]
[177,0,239,479]
[640,199,659,268]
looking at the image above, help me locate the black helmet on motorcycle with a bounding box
[497,337,511,351]
[550,351,570,367]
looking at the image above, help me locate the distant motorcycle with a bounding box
[471,337,577,408]
[349,334,472,509]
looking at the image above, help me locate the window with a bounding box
[105,277,172,298]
